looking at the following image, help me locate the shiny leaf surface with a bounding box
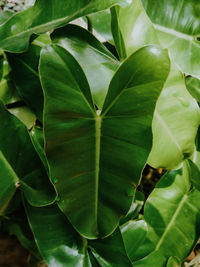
[51,24,119,109]
[134,162,200,265]
[148,64,200,169]
[142,0,200,77]
[121,220,148,262]
[26,203,131,267]
[0,0,131,52]
[40,44,169,238]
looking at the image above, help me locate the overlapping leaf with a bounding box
[126,162,200,266]
[142,0,200,77]
[0,0,131,52]
[148,64,200,169]
[40,44,169,238]
[51,24,119,109]
[0,101,56,208]
[25,202,132,267]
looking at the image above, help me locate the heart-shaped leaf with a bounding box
[40,44,169,238]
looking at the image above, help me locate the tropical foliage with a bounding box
[1,0,200,266]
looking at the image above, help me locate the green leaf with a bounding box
[8,105,36,129]
[84,10,113,43]
[186,159,200,191]
[142,0,200,78]
[116,0,159,55]
[89,228,132,266]
[30,125,49,174]
[134,162,200,265]
[7,43,44,121]
[134,251,166,267]
[0,150,19,215]
[0,101,56,207]
[0,0,132,52]
[148,63,200,169]
[51,24,119,109]
[166,256,181,267]
[121,220,148,262]
[25,202,132,267]
[40,44,169,238]
[25,202,90,267]
[185,76,200,103]
[0,11,13,26]
[111,6,127,60]
[120,190,145,224]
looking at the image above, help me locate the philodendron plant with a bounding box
[1,0,200,266]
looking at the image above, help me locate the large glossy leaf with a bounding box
[25,202,132,267]
[51,24,119,109]
[116,0,159,55]
[0,101,56,207]
[148,64,200,169]
[0,0,131,52]
[141,0,200,78]
[40,44,169,238]
[7,43,43,121]
[133,162,200,266]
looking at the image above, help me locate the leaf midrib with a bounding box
[155,110,183,155]
[154,194,187,252]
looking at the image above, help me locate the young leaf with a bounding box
[148,63,200,169]
[40,44,169,238]
[51,24,119,109]
[0,101,56,207]
[0,0,132,52]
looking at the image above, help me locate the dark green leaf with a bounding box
[25,202,90,267]
[0,0,131,52]
[51,24,119,109]
[7,43,43,121]
[0,101,56,207]
[121,220,148,262]
[40,44,169,238]
[90,228,132,266]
